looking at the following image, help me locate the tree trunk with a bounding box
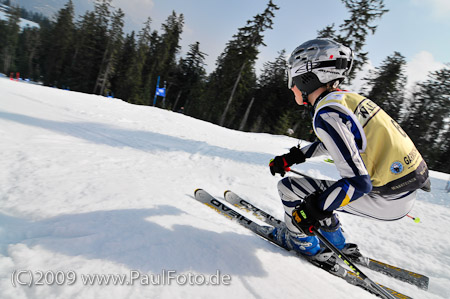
[219,61,246,126]
[99,60,112,95]
[172,90,182,111]
[239,97,255,131]
[93,45,110,94]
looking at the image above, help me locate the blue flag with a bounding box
[156,88,166,97]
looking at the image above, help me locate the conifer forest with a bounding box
[0,0,449,173]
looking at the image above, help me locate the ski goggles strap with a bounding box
[287,58,352,89]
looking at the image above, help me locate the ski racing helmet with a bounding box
[287,38,354,97]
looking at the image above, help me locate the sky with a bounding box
[19,0,450,89]
[111,0,450,88]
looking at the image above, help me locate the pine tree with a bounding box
[401,66,450,172]
[433,127,450,173]
[247,50,289,132]
[110,31,137,101]
[0,20,6,62]
[1,5,20,74]
[174,41,207,114]
[245,50,310,137]
[317,24,337,39]
[41,0,75,87]
[318,0,388,81]
[216,0,279,127]
[93,7,124,95]
[128,17,153,105]
[362,52,407,120]
[195,1,278,126]
[143,11,184,107]
[68,0,111,93]
[274,111,295,135]
[15,26,40,79]
[69,11,97,91]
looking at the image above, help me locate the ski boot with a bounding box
[268,225,321,255]
[319,214,369,266]
[319,214,346,249]
[268,226,343,274]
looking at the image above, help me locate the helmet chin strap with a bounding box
[331,79,340,89]
[302,79,341,105]
[301,91,310,106]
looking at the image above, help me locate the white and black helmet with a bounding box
[287,38,353,96]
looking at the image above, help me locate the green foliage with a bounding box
[362,51,407,120]
[143,11,184,106]
[433,127,450,174]
[110,31,137,101]
[1,0,448,172]
[245,51,294,132]
[204,0,279,127]
[401,67,450,173]
[0,5,20,73]
[173,42,207,114]
[317,0,388,81]
[40,0,75,87]
[93,7,125,95]
[15,27,40,79]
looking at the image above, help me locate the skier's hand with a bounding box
[269,146,306,177]
[269,156,290,177]
[291,192,332,236]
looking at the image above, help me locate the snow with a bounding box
[0,10,40,31]
[0,77,449,299]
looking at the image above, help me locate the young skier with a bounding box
[269,38,430,268]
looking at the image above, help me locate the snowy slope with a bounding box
[0,10,40,31]
[0,78,449,299]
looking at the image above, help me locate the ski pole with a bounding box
[406,214,421,223]
[312,227,396,299]
[288,168,313,179]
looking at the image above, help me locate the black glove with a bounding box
[291,192,333,236]
[269,146,306,176]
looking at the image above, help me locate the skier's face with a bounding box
[291,85,305,106]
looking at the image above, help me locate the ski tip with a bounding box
[224,190,231,197]
[194,188,203,195]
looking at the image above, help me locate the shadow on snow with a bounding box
[0,111,271,166]
[0,205,276,277]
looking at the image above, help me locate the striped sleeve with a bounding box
[314,106,372,211]
[301,141,328,158]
